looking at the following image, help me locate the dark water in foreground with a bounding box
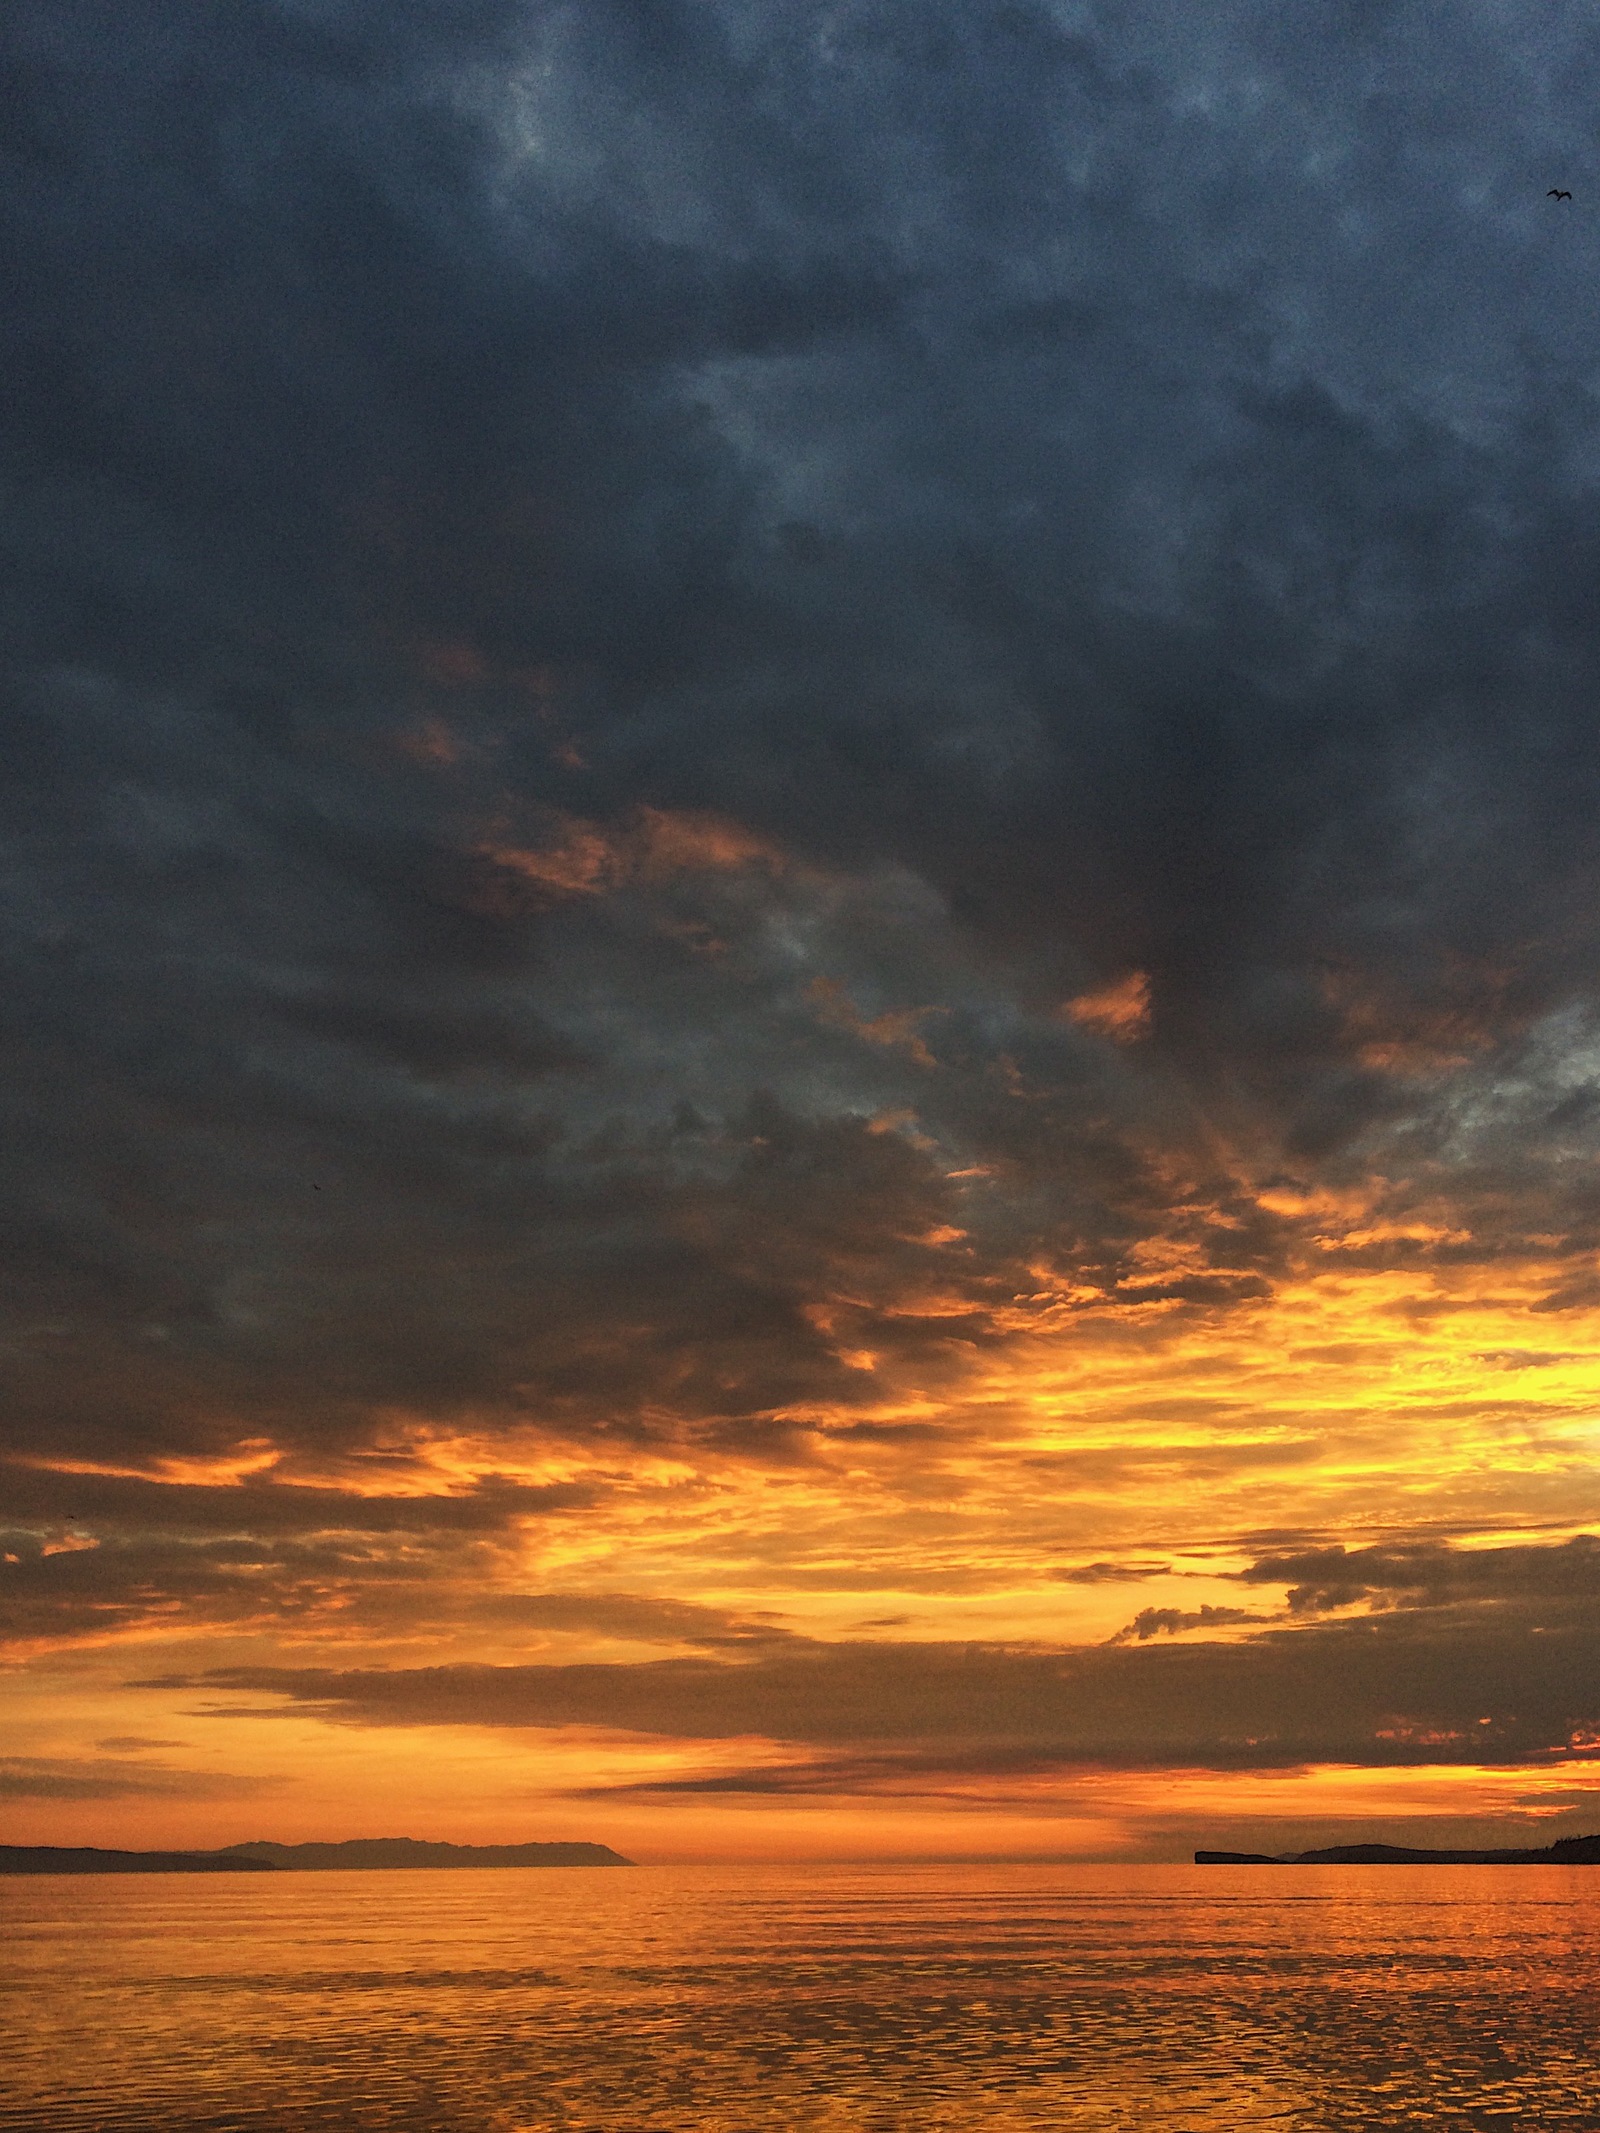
[3,1863,1598,2131]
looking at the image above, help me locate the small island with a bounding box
[0,1837,633,1874]
[1197,1833,1600,1864]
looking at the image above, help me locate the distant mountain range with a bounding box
[0,1837,633,1874]
[224,1839,633,1869]
[1197,1834,1600,1864]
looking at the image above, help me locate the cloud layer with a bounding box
[9,0,1600,1850]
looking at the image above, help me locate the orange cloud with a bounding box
[476,806,785,899]
[1063,970,1152,1042]
[807,978,943,1067]
[394,716,463,766]
[1317,962,1508,1077]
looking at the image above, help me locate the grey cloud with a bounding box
[0,1498,807,1655]
[1471,1351,1579,1369]
[0,1467,608,1648]
[567,1744,1103,1800]
[1239,1532,1600,1613]
[0,1465,600,1535]
[1050,1560,1173,1584]
[1111,1605,1268,1642]
[7,0,1600,1509]
[145,1562,1600,1771]
[0,1532,433,1647]
[0,1755,279,1800]
[484,1591,800,1649]
[0,1507,598,1652]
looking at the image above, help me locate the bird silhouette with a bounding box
[1550,188,1573,201]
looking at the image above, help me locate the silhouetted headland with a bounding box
[1196,1833,1600,1864]
[0,1846,276,1874]
[0,1837,633,1874]
[222,1838,633,1869]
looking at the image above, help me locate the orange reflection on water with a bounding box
[4,1862,1599,2132]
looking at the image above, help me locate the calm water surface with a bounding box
[3,1863,1597,2131]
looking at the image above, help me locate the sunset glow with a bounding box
[7,0,1600,1872]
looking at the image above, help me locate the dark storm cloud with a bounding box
[141,1536,1600,1773]
[9,0,1600,1490]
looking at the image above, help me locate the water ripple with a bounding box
[2,1864,1596,2130]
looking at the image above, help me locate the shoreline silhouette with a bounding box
[0,1837,633,1874]
[1197,1833,1600,1864]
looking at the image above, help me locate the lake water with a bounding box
[3,1863,1598,2130]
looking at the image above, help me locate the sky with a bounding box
[6,0,1600,1864]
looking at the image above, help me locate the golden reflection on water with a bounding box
[2,1864,1598,2130]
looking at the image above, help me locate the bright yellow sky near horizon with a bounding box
[11,1202,1600,1862]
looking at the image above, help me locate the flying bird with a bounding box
[1550,188,1573,201]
